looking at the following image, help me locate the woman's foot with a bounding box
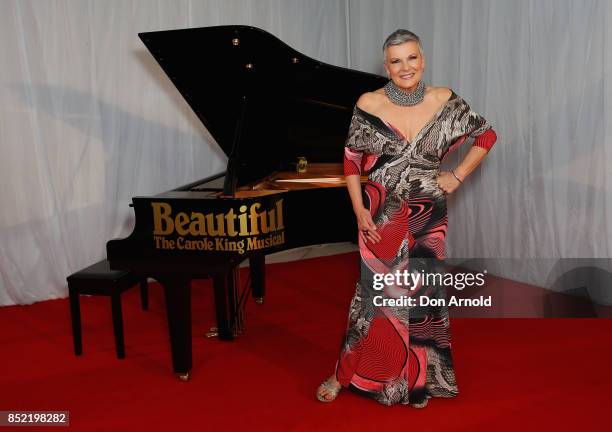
[409,396,430,408]
[316,375,342,402]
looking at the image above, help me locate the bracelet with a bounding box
[452,170,463,184]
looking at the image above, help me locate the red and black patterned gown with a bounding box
[338,89,496,406]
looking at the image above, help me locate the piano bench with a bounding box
[67,259,148,359]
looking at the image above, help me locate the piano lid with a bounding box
[139,25,386,184]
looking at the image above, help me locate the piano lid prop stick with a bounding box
[223,96,248,196]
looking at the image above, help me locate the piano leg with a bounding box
[158,276,192,380]
[213,271,235,340]
[250,255,265,304]
[225,267,240,336]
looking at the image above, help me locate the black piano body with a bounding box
[106,25,386,379]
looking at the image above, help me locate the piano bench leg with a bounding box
[69,287,83,356]
[110,293,126,359]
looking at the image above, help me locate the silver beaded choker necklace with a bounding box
[384,80,426,106]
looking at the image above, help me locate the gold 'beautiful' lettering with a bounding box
[189,212,206,236]
[238,205,249,236]
[151,199,284,237]
[175,212,190,236]
[205,213,226,236]
[276,199,284,230]
[152,202,173,235]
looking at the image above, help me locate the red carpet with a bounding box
[0,252,611,431]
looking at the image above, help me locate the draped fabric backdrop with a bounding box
[1,0,610,306]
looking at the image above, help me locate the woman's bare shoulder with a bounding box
[356,89,386,112]
[430,86,453,102]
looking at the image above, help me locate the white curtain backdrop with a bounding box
[1,0,610,306]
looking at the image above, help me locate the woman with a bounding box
[316,29,497,407]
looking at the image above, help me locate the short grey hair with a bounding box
[382,29,422,55]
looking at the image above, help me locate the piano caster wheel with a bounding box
[254,297,264,305]
[177,372,191,381]
[205,327,219,338]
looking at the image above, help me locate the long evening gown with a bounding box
[338,90,495,406]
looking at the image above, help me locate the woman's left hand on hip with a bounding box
[436,171,461,195]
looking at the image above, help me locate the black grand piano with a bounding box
[106,25,386,380]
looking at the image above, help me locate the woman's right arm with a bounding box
[344,93,382,244]
[344,173,381,243]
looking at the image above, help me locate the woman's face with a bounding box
[384,41,425,91]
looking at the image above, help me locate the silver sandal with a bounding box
[316,378,341,402]
[409,397,430,408]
